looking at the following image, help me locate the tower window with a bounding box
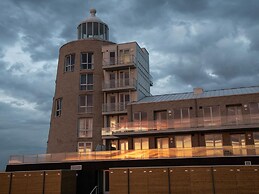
[80,74,93,90]
[55,98,62,117]
[79,94,93,113]
[81,53,93,70]
[78,118,93,138]
[64,54,75,72]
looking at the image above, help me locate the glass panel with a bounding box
[134,138,141,150]
[93,22,98,36]
[120,140,128,151]
[254,132,259,147]
[157,138,169,149]
[205,134,222,148]
[142,138,149,150]
[175,136,183,148]
[82,23,86,38]
[87,22,93,37]
[110,52,115,65]
[100,23,104,39]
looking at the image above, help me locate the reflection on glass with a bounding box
[133,138,149,150]
[205,134,222,148]
[175,135,192,148]
[120,140,128,151]
[157,138,169,149]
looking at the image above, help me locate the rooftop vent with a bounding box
[193,88,204,95]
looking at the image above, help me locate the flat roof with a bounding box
[133,85,259,104]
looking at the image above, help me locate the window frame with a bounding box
[55,98,62,117]
[78,118,93,138]
[80,73,94,91]
[81,52,94,70]
[79,94,93,113]
[64,54,75,72]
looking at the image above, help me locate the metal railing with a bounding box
[102,78,137,90]
[8,146,259,165]
[102,114,259,136]
[103,55,136,67]
[102,102,128,113]
[89,186,98,194]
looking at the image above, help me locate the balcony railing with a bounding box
[102,102,128,113]
[103,55,136,68]
[8,145,259,165]
[103,78,137,91]
[102,114,259,136]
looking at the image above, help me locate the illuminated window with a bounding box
[78,142,92,152]
[55,98,62,117]
[78,118,93,138]
[133,138,149,150]
[64,54,75,72]
[205,134,222,148]
[157,138,169,149]
[79,94,93,113]
[175,135,192,148]
[80,74,93,90]
[253,132,259,147]
[120,139,128,151]
[81,53,93,70]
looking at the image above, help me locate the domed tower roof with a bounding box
[77,8,109,41]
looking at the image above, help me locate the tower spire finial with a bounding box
[90,8,96,16]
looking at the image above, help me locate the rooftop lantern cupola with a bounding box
[77,8,109,41]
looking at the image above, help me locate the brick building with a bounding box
[3,8,259,194]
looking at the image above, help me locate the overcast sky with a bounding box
[1,0,259,170]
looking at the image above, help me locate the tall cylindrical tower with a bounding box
[47,9,114,153]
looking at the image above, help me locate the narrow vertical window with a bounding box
[55,98,62,117]
[64,54,75,72]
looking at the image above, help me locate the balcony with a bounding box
[103,55,136,70]
[102,103,128,114]
[8,145,259,165]
[102,78,137,92]
[102,114,259,136]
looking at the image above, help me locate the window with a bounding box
[119,49,130,64]
[78,142,92,152]
[154,111,167,130]
[120,139,128,151]
[253,132,259,147]
[110,52,115,65]
[175,135,192,148]
[227,105,243,124]
[249,102,259,121]
[133,112,148,129]
[78,118,93,138]
[133,138,149,150]
[81,53,93,70]
[55,98,62,117]
[205,134,223,148]
[174,108,190,127]
[157,138,169,149]
[79,94,93,113]
[80,74,93,90]
[203,106,221,126]
[119,93,130,111]
[64,54,75,72]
